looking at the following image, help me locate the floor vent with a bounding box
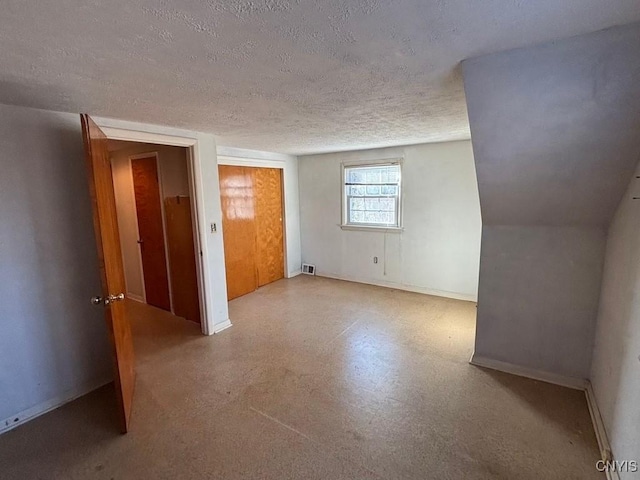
[302,263,316,275]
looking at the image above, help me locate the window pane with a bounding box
[346,165,400,185]
[350,210,365,223]
[364,197,380,210]
[349,197,365,211]
[380,198,395,211]
[364,211,379,223]
[348,170,365,184]
[348,185,366,196]
[365,169,381,183]
[344,164,401,227]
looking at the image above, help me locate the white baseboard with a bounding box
[470,355,620,477]
[0,375,112,435]
[213,319,232,334]
[469,353,588,390]
[585,382,619,480]
[316,272,477,302]
[287,269,302,278]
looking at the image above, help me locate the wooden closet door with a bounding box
[131,156,171,311]
[219,165,258,300]
[254,168,285,286]
[165,196,201,323]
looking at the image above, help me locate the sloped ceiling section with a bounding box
[463,22,640,227]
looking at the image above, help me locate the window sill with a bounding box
[339,224,404,233]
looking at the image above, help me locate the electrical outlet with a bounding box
[210,222,217,233]
[373,256,378,264]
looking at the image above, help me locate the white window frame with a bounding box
[340,159,404,232]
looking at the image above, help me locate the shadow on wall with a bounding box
[606,223,640,449]
[26,119,105,377]
[590,165,640,464]
[477,367,598,445]
[0,79,76,114]
[0,104,112,422]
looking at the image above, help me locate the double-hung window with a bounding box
[342,162,402,229]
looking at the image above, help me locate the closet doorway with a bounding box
[219,165,285,300]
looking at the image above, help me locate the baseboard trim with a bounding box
[287,269,302,279]
[470,355,618,477]
[585,382,619,479]
[213,319,232,334]
[0,375,112,436]
[316,273,477,302]
[469,353,588,390]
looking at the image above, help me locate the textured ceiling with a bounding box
[1,1,640,154]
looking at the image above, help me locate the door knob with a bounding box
[91,293,125,305]
[91,296,103,305]
[106,293,125,304]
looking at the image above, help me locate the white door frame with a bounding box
[101,126,217,335]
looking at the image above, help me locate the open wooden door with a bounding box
[81,114,136,433]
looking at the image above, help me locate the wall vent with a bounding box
[302,263,316,275]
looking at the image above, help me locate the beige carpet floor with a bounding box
[0,276,603,479]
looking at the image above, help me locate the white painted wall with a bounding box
[0,104,112,431]
[591,163,640,476]
[473,225,606,380]
[298,141,482,301]
[111,156,145,302]
[217,146,302,279]
[463,23,640,384]
[110,144,190,303]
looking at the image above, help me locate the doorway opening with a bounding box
[82,115,226,432]
[108,140,202,327]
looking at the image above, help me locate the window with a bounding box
[343,162,402,229]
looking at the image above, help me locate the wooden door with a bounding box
[254,168,285,286]
[81,114,136,433]
[165,196,201,323]
[131,156,171,311]
[219,165,285,300]
[219,165,258,300]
